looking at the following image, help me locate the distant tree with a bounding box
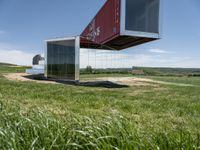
[32,54,45,65]
[86,66,93,74]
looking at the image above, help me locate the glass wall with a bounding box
[125,0,160,33]
[47,39,78,80]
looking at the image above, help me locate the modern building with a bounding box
[45,0,162,81]
[45,37,80,80]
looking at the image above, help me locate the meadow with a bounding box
[0,64,200,149]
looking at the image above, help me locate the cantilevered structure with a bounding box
[80,0,161,50]
[45,0,162,81]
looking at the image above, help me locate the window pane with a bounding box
[47,40,76,80]
[125,0,160,33]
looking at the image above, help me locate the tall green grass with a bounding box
[0,102,200,150]
[1,65,200,149]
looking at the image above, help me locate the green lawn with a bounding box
[143,75,200,86]
[0,66,200,149]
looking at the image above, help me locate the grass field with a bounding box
[0,65,200,149]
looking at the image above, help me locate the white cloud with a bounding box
[0,49,34,66]
[0,47,199,68]
[80,49,130,68]
[80,48,200,68]
[149,49,170,54]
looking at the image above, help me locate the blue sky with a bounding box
[0,0,200,67]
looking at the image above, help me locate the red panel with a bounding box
[80,0,120,46]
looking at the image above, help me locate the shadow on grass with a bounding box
[23,74,129,89]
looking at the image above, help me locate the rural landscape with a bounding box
[0,63,200,149]
[0,0,199,149]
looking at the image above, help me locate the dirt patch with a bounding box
[4,73,152,87]
[150,80,195,87]
[4,73,58,84]
[98,77,195,87]
[3,73,128,88]
[4,73,195,87]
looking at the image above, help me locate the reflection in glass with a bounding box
[47,40,76,80]
[126,0,160,33]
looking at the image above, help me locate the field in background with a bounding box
[80,66,200,76]
[0,63,200,149]
[133,66,200,76]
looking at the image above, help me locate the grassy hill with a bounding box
[0,62,30,73]
[133,66,200,76]
[80,66,200,77]
[0,65,200,149]
[0,62,16,66]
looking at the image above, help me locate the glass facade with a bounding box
[46,39,79,80]
[125,0,160,33]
